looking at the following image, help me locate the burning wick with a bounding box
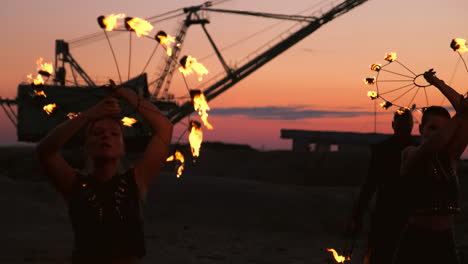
[97,13,126,31]
[370,64,381,72]
[450,38,468,72]
[380,101,393,110]
[166,150,185,178]
[36,57,53,77]
[367,90,378,100]
[43,103,57,115]
[326,248,350,263]
[189,121,203,159]
[179,55,209,81]
[125,17,153,37]
[27,74,44,86]
[364,77,376,85]
[121,117,138,127]
[155,31,176,56]
[384,52,397,62]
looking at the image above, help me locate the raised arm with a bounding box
[36,97,121,199]
[109,81,173,198]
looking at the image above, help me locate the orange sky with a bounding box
[2,0,468,155]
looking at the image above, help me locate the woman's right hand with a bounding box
[82,97,121,121]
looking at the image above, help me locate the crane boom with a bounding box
[167,0,368,123]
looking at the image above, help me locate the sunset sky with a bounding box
[2,0,468,156]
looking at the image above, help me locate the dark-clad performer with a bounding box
[395,69,468,264]
[351,110,416,264]
[36,81,173,264]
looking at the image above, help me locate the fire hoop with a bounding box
[364,52,435,112]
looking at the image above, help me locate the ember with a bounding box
[192,92,214,130]
[380,101,393,110]
[396,107,410,115]
[67,112,79,119]
[33,90,47,98]
[370,64,381,72]
[179,55,209,81]
[36,57,53,77]
[27,74,44,86]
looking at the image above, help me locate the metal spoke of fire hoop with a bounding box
[128,32,133,81]
[103,30,123,84]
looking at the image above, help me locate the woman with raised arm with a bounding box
[394,69,468,264]
[36,81,173,264]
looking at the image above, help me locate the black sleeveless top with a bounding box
[406,152,460,216]
[68,168,146,263]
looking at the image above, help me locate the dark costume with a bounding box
[353,135,416,264]
[68,168,146,263]
[395,152,460,264]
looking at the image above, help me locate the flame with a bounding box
[326,249,350,263]
[36,57,53,76]
[102,13,125,31]
[451,38,468,53]
[166,150,185,178]
[193,93,214,130]
[33,90,47,98]
[380,101,393,110]
[370,64,381,72]
[126,17,153,37]
[27,74,44,85]
[189,122,203,158]
[43,103,56,115]
[179,55,209,81]
[156,32,176,56]
[121,117,138,127]
[396,107,410,115]
[364,77,376,85]
[67,112,79,119]
[367,90,378,100]
[384,52,397,62]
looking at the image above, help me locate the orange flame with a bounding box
[370,64,381,71]
[166,150,185,178]
[451,38,468,53]
[43,103,56,115]
[36,57,53,76]
[126,17,153,37]
[121,117,138,127]
[396,107,410,115]
[384,52,397,62]
[67,112,79,119]
[27,74,44,85]
[189,122,203,158]
[179,55,209,81]
[33,90,47,98]
[364,77,376,85]
[156,33,176,56]
[102,13,125,31]
[193,93,214,130]
[326,249,350,263]
[367,90,378,100]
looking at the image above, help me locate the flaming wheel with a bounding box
[365,52,435,113]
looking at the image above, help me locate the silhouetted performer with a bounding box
[351,110,416,264]
[36,81,173,264]
[395,69,468,264]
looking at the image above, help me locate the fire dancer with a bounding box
[394,69,468,264]
[350,109,416,264]
[36,81,173,264]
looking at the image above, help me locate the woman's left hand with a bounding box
[104,79,129,99]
